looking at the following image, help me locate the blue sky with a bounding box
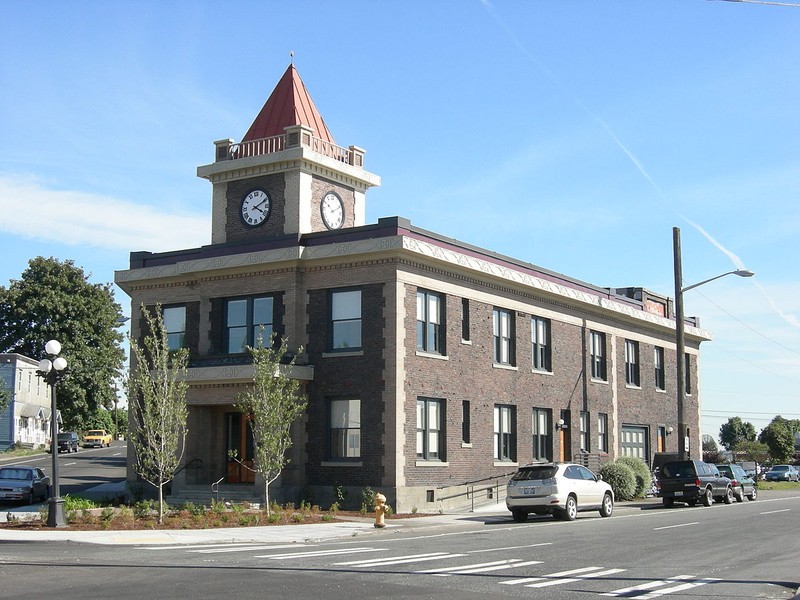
[2,1,798,442]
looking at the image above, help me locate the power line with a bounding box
[709,0,800,6]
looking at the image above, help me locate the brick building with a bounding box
[115,64,708,511]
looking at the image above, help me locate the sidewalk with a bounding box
[0,496,660,546]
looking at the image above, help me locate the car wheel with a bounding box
[662,497,674,508]
[26,490,35,505]
[599,493,613,517]
[511,509,528,523]
[747,487,758,501]
[702,487,713,507]
[561,495,577,521]
[734,486,744,502]
[723,487,734,504]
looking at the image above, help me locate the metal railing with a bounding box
[436,471,517,512]
[224,133,355,165]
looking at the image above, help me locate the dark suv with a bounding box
[716,463,757,502]
[658,459,734,507]
[56,432,79,453]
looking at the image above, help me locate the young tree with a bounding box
[128,304,189,523]
[234,334,307,514]
[0,377,9,420]
[719,416,756,451]
[758,416,795,464]
[733,439,770,467]
[0,257,126,430]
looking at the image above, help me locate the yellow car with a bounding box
[82,429,112,448]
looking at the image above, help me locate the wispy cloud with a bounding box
[0,173,208,252]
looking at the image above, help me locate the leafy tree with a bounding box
[733,439,770,466]
[718,417,756,451]
[758,416,795,464]
[83,408,115,433]
[128,304,189,523]
[234,333,307,515]
[0,257,125,430]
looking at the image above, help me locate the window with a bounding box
[493,308,515,365]
[684,353,692,394]
[532,408,552,461]
[625,340,640,387]
[461,400,471,444]
[330,289,361,350]
[590,331,607,381]
[225,296,275,353]
[416,290,444,354]
[494,404,516,461]
[597,413,608,453]
[417,398,444,460]
[461,298,470,341]
[329,399,361,459]
[657,425,667,453]
[654,347,665,390]
[162,305,186,351]
[531,317,552,371]
[580,411,589,452]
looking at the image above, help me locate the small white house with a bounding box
[0,353,60,451]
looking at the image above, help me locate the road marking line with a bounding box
[190,544,307,554]
[635,578,720,598]
[139,543,314,550]
[759,508,790,515]
[653,522,699,530]
[468,542,552,554]
[525,567,625,588]
[603,575,692,595]
[500,576,544,585]
[432,559,543,576]
[259,547,380,559]
[336,552,456,566]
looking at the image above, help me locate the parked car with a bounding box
[82,429,112,448]
[715,463,757,502]
[0,466,51,505]
[56,432,80,453]
[506,462,614,522]
[657,459,734,507]
[764,465,800,482]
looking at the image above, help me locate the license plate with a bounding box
[523,487,536,495]
[674,491,683,496]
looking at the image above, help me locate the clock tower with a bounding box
[197,64,380,244]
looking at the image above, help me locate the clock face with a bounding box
[241,189,271,227]
[321,192,344,230]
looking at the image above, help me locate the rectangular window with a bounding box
[684,353,692,394]
[597,413,608,453]
[416,290,444,354]
[225,296,275,353]
[330,289,361,350]
[494,404,517,461]
[417,398,444,460]
[461,400,471,444]
[461,298,470,341]
[625,340,640,387]
[162,305,186,351]
[657,425,667,453]
[329,399,361,459]
[654,347,665,390]
[531,317,552,371]
[532,408,552,461]
[580,411,590,452]
[493,308,515,365]
[590,331,607,381]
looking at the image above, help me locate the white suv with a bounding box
[506,462,614,522]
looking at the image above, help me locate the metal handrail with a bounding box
[435,470,516,512]
[211,476,225,503]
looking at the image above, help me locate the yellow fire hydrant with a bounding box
[374,492,387,528]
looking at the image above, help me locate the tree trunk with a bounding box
[158,482,164,523]
[264,480,270,516]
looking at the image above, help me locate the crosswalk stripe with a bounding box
[526,567,626,588]
[430,559,544,577]
[603,574,692,596]
[336,552,459,567]
[256,547,380,559]
[636,578,720,599]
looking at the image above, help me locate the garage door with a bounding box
[620,425,649,460]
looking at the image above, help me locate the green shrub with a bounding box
[329,501,340,513]
[132,499,157,519]
[599,461,636,501]
[63,495,98,512]
[322,513,334,522]
[615,456,652,498]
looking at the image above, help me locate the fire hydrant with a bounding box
[374,492,387,528]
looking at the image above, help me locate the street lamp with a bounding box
[37,339,68,527]
[673,227,754,460]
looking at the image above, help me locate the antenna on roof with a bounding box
[289,50,294,65]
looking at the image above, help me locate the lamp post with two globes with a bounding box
[37,339,68,527]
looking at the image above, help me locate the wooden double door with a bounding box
[225,412,255,483]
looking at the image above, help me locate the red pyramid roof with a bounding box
[241,64,335,144]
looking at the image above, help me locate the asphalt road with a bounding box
[0,441,127,503]
[2,491,798,599]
